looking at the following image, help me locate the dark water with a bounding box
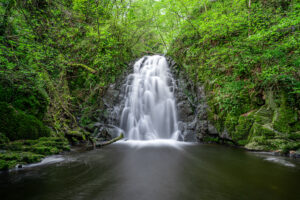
[1,142,300,200]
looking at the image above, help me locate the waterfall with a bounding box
[120,55,179,140]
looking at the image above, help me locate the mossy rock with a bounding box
[264,90,277,109]
[0,137,70,170]
[288,131,300,141]
[0,151,45,170]
[0,102,50,141]
[253,106,273,124]
[202,135,220,143]
[246,135,300,152]
[0,159,17,170]
[272,106,297,134]
[249,123,276,138]
[66,129,89,141]
[245,142,267,151]
[0,151,44,163]
[4,137,70,155]
[234,115,254,141]
[31,146,60,155]
[224,114,239,136]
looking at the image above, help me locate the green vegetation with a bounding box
[0,137,69,170]
[168,0,300,152]
[0,0,299,169]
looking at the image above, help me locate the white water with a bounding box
[120,55,179,140]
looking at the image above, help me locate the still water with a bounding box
[0,141,300,200]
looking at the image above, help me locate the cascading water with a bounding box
[120,55,179,140]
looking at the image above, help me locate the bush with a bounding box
[0,102,50,141]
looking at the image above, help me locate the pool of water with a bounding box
[0,142,299,200]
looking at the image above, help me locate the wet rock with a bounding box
[16,164,23,169]
[177,101,194,122]
[220,129,231,140]
[97,127,113,142]
[208,123,218,135]
[167,56,220,142]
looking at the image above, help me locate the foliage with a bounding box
[0,0,299,155]
[0,137,69,170]
[0,102,50,140]
[168,0,299,151]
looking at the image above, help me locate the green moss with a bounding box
[0,102,50,141]
[20,152,44,163]
[253,106,273,124]
[249,123,276,138]
[0,160,17,170]
[234,115,254,141]
[264,90,277,110]
[245,135,300,152]
[0,77,49,120]
[202,136,220,143]
[0,159,9,170]
[31,146,59,155]
[0,137,70,170]
[272,106,297,133]
[66,129,89,141]
[237,140,248,146]
[288,132,300,140]
[0,151,45,170]
[0,133,9,145]
[224,114,238,136]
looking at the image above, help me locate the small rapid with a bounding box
[120,55,179,140]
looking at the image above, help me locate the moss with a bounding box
[0,137,70,170]
[0,77,49,120]
[31,146,59,155]
[291,122,300,132]
[249,123,276,138]
[202,136,220,143]
[245,135,300,152]
[264,90,277,109]
[0,133,9,145]
[0,160,17,170]
[224,114,238,136]
[66,129,89,141]
[237,140,248,146]
[272,106,297,133]
[0,102,50,141]
[0,151,45,170]
[253,106,273,124]
[234,115,254,141]
[288,132,300,141]
[0,159,9,170]
[20,152,44,163]
[245,142,267,151]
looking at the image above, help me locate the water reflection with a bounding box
[0,143,299,200]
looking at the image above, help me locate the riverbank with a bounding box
[0,137,70,170]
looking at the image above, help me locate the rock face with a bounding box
[166,56,219,142]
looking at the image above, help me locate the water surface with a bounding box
[0,142,299,200]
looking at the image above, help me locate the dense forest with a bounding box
[0,0,299,170]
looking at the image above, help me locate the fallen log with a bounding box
[95,133,124,148]
[87,133,124,150]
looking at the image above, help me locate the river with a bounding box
[1,141,299,200]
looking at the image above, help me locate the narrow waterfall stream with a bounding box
[120,55,179,140]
